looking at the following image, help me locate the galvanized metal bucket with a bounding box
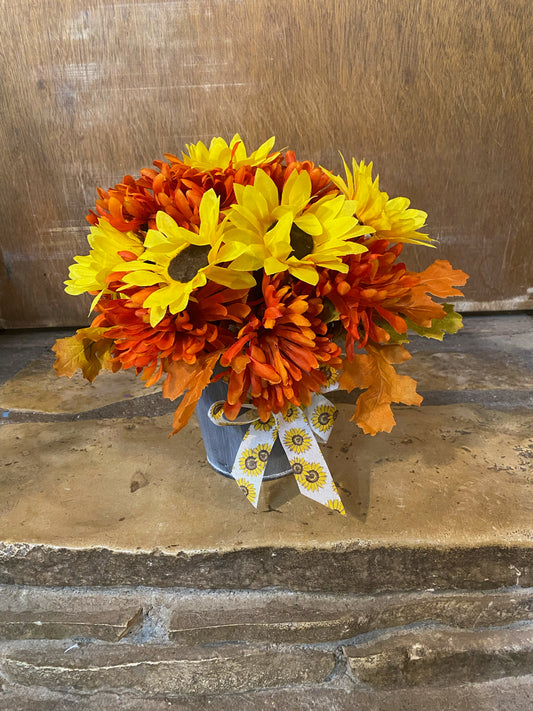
[195,379,292,480]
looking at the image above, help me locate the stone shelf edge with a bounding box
[1,541,531,592]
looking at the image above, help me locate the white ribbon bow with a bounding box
[208,372,345,515]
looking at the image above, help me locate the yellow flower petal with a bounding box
[183,134,279,171]
[287,263,319,284]
[214,240,252,263]
[204,265,256,289]
[121,270,163,287]
[64,221,144,298]
[228,251,265,272]
[198,189,221,241]
[293,212,323,236]
[263,256,288,275]
[253,166,280,213]
[321,156,434,247]
[147,303,166,328]
[281,169,312,214]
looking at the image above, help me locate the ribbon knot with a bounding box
[208,373,345,515]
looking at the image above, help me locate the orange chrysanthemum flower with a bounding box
[318,239,468,358]
[219,274,342,422]
[267,150,336,200]
[86,144,285,234]
[318,240,420,356]
[91,281,250,385]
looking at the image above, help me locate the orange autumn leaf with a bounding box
[338,344,422,435]
[161,360,201,402]
[52,327,115,383]
[164,351,221,436]
[416,259,469,297]
[398,260,469,327]
[396,292,447,328]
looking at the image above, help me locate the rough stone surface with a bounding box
[398,348,533,392]
[0,642,334,695]
[344,625,533,689]
[1,677,533,711]
[2,584,531,644]
[0,605,143,642]
[0,355,161,414]
[2,541,533,592]
[168,588,533,643]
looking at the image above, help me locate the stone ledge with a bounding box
[0,642,334,696]
[344,625,533,689]
[168,588,533,644]
[2,585,531,645]
[3,404,530,552]
[1,676,533,711]
[0,317,532,592]
[1,542,531,592]
[1,403,532,591]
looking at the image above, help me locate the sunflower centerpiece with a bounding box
[54,135,468,514]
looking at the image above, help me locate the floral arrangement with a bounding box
[53,135,468,513]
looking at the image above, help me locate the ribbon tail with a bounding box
[276,410,345,515]
[229,417,278,508]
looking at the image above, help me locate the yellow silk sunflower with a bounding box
[120,190,255,327]
[64,220,144,311]
[183,134,279,171]
[321,156,434,247]
[222,169,370,285]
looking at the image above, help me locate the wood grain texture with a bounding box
[0,0,532,327]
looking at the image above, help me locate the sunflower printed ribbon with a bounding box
[208,376,345,514]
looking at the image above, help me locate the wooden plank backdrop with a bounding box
[0,0,532,328]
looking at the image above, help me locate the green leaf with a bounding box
[406,303,463,340]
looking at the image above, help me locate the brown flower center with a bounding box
[266,222,314,261]
[245,456,257,470]
[289,224,314,260]
[257,449,269,462]
[167,245,211,283]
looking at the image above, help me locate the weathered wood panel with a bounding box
[0,0,531,327]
